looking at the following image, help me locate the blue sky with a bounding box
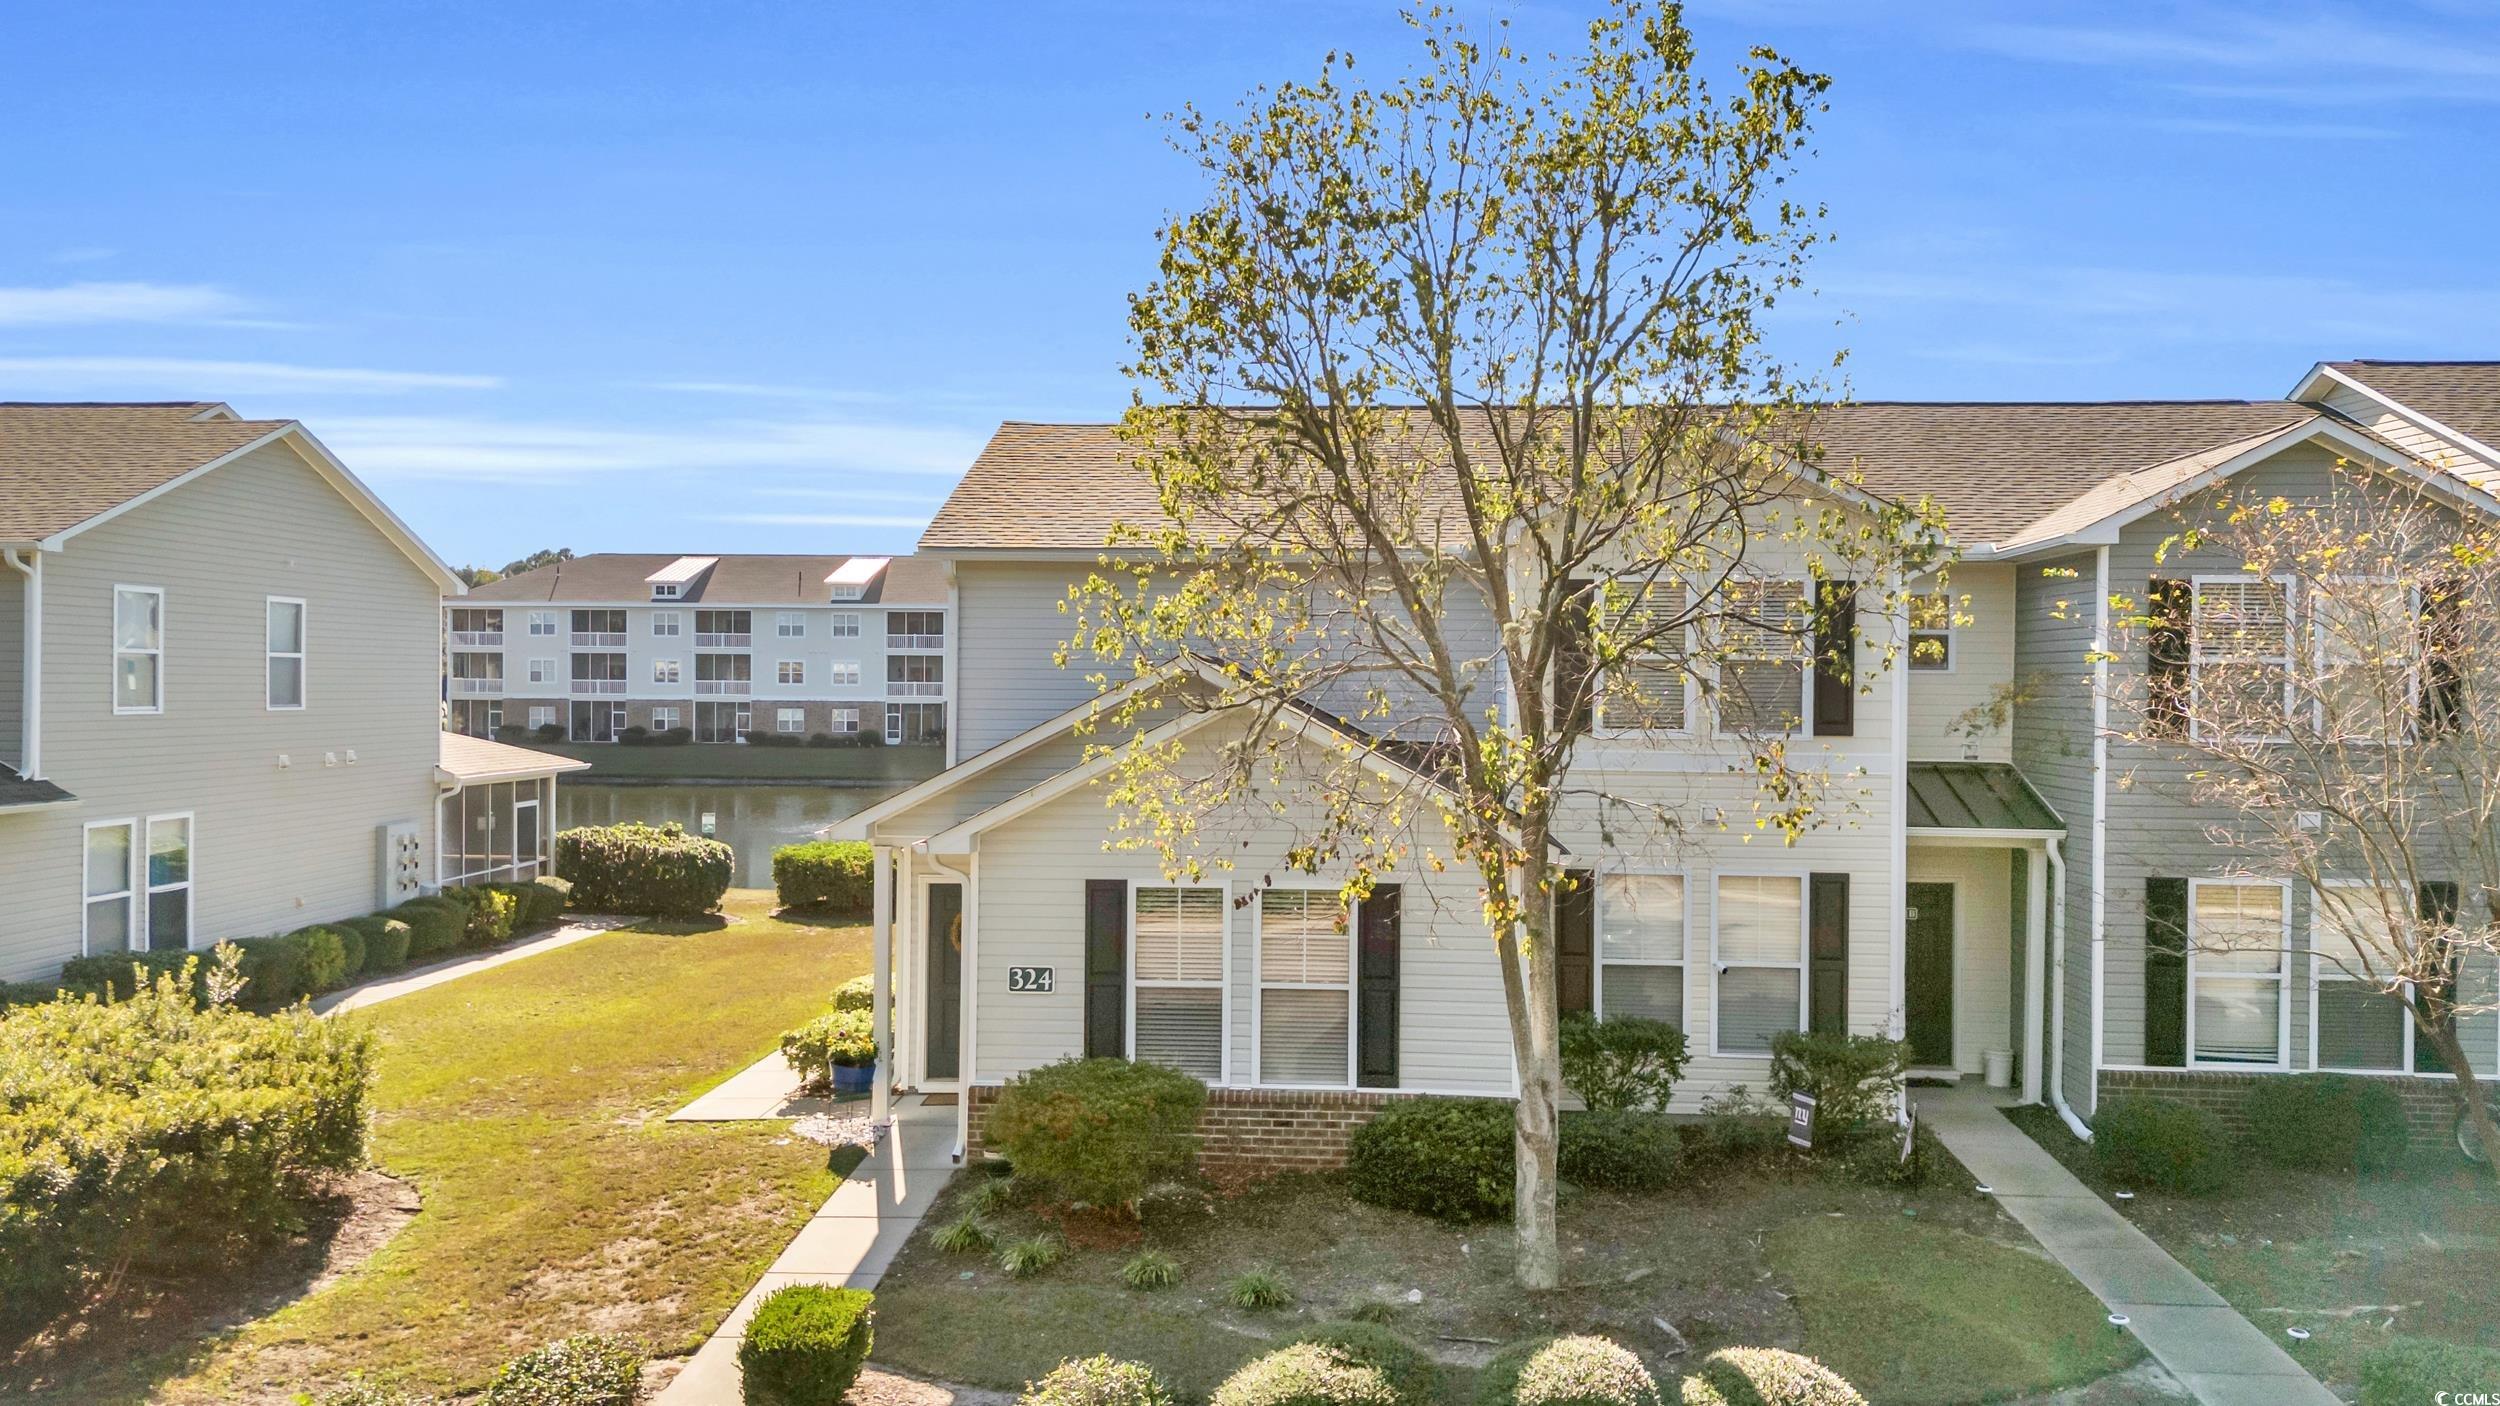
[4,2,2495,570]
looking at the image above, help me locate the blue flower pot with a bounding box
[832,1063,874,1097]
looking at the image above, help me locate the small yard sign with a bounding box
[1786,1091,1816,1150]
[1006,965,1054,993]
[1898,1098,1918,1165]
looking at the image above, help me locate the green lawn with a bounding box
[534,739,943,783]
[28,890,866,1404]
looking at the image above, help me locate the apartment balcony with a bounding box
[886,633,946,650]
[886,681,945,698]
[694,632,752,648]
[450,630,504,647]
[451,677,504,696]
[571,631,626,647]
[571,679,627,695]
[695,680,753,696]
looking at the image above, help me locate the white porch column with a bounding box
[870,843,894,1122]
[2023,840,2049,1105]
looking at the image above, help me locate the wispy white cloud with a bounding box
[2138,115,2401,140]
[1909,343,2125,369]
[751,486,949,504]
[709,512,934,528]
[1965,10,2500,103]
[0,281,252,326]
[0,356,502,394]
[320,413,986,482]
[1824,265,2500,346]
[644,379,892,403]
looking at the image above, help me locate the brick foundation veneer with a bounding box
[966,1085,1439,1172]
[2097,1068,2464,1150]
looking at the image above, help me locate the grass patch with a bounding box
[12,890,867,1404]
[1766,1217,2141,1401]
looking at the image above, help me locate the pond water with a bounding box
[556,782,906,888]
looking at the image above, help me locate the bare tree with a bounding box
[2104,458,2500,1166]
[1060,3,1948,1288]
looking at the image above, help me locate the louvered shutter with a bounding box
[1556,870,1595,1015]
[1357,885,1401,1087]
[2421,581,2465,737]
[2146,579,2190,739]
[1084,879,1126,1058]
[1808,872,1849,1034]
[1812,582,1856,737]
[2143,877,2188,1067]
[2415,880,2461,1074]
[1555,579,1597,731]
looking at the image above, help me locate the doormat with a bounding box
[919,1091,960,1106]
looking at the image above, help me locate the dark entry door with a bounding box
[1905,882,1956,1067]
[924,882,963,1080]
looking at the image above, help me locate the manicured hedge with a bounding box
[2244,1074,2410,1174]
[1347,1097,1514,1222]
[56,948,209,1002]
[330,922,369,982]
[985,1057,1207,1208]
[1558,1012,1688,1112]
[343,915,414,972]
[479,1332,645,1405]
[1678,1348,1864,1406]
[773,841,875,914]
[737,1284,873,1406]
[1557,1110,1682,1191]
[231,927,349,1007]
[2359,1336,2500,1406]
[2092,1096,2235,1196]
[1477,1335,1661,1406]
[555,822,733,918]
[0,964,375,1329]
[1768,1031,1910,1139]
[833,974,876,1011]
[393,898,466,958]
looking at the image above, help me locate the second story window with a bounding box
[1717,580,1809,736]
[829,612,860,638]
[527,657,557,685]
[652,611,681,637]
[887,654,944,697]
[1594,582,1689,734]
[777,611,806,638]
[778,660,806,685]
[1908,592,1954,671]
[527,610,558,637]
[829,660,861,687]
[267,598,307,710]
[2191,576,2293,743]
[113,585,164,714]
[571,609,626,646]
[653,658,681,685]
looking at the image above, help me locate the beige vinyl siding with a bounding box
[0,439,442,980]
[955,561,1099,755]
[0,566,22,770]
[873,725,1097,841]
[1906,562,2015,763]
[1906,844,2015,1075]
[2318,384,2499,490]
[2012,550,2100,1116]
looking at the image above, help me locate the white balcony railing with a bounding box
[450,630,504,647]
[694,633,752,649]
[886,633,945,650]
[571,679,626,695]
[695,680,753,695]
[451,677,504,695]
[571,631,626,647]
[886,681,945,698]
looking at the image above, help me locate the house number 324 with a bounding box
[1007,966,1053,993]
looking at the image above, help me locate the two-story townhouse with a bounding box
[0,402,581,983]
[837,368,2500,1164]
[447,553,953,751]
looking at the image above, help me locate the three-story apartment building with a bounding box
[447,553,952,750]
[840,363,2500,1163]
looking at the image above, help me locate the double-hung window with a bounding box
[829,612,860,639]
[777,707,805,733]
[653,658,681,685]
[1717,581,1809,735]
[830,706,860,733]
[2310,579,2415,743]
[1600,873,1686,1025]
[528,657,558,685]
[652,611,681,638]
[528,705,558,729]
[527,611,558,637]
[778,660,806,685]
[2311,884,2409,1073]
[267,597,306,709]
[1132,885,1225,1080]
[81,814,190,952]
[114,585,164,713]
[777,611,806,639]
[1257,889,1352,1086]
[1595,582,1689,732]
[145,815,192,950]
[1908,591,1954,671]
[83,820,136,950]
[1714,874,1806,1055]
[2190,576,2293,742]
[2188,879,2288,1067]
[652,706,680,732]
[829,660,861,687]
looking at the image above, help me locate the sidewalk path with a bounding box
[312,915,633,1015]
[667,1048,854,1122]
[1922,1085,2339,1406]
[655,1093,960,1404]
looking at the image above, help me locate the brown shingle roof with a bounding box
[463,552,948,605]
[920,402,2324,551]
[2328,361,2500,454]
[0,402,294,542]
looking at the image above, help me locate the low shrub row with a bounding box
[555,822,733,917]
[986,1057,1208,1209]
[301,1331,647,1406]
[773,840,875,915]
[2093,1073,2417,1194]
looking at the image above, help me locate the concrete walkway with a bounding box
[655,1093,960,1405]
[312,916,633,1015]
[667,1048,858,1122]
[1922,1085,2340,1406]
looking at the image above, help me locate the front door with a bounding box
[1905,881,1956,1067]
[512,799,541,880]
[923,882,964,1081]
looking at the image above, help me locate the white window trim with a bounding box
[527,705,557,729]
[2308,575,2416,745]
[528,657,558,684]
[1595,868,1691,1025]
[829,660,862,687]
[830,706,860,734]
[527,610,559,637]
[112,584,166,715]
[651,582,680,600]
[1713,579,1812,739]
[1710,871,1810,1059]
[777,611,807,638]
[2189,573,2297,745]
[1127,881,1232,1085]
[1250,887,1357,1091]
[829,612,860,638]
[2308,879,2414,1076]
[144,811,195,951]
[2185,876,2293,1071]
[651,706,680,731]
[1592,588,1693,739]
[81,817,138,954]
[652,611,681,637]
[779,660,806,686]
[653,658,681,684]
[1908,589,1955,673]
[777,707,806,733]
[266,596,307,711]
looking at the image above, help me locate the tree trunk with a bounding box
[1495,848,1563,1291]
[2426,1023,2500,1169]
[1514,1022,1563,1290]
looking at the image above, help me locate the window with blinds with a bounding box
[1258,889,1352,1086]
[1134,886,1225,1079]
[2189,881,2286,1066]
[1717,580,1809,735]
[1714,874,1804,1055]
[2310,581,2416,743]
[2191,577,2292,742]
[1600,873,1685,1027]
[2312,887,2407,1073]
[1596,581,1689,733]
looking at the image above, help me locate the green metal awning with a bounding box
[1906,762,2063,836]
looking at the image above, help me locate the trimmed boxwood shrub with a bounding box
[2358,1336,2500,1406]
[2092,1096,2234,1196]
[57,948,210,1003]
[1558,1110,1682,1191]
[393,898,465,958]
[781,1010,875,1093]
[1213,1343,1396,1406]
[0,963,375,1329]
[479,1332,644,1405]
[2244,1074,2410,1174]
[1678,1348,1864,1406]
[737,1284,873,1406]
[1288,1323,1436,1406]
[1347,1096,1514,1223]
[985,1057,1207,1209]
[1021,1355,1176,1406]
[534,874,573,920]
[345,915,414,972]
[1767,1031,1910,1139]
[0,980,62,1011]
[437,886,519,947]
[231,927,348,1006]
[773,841,875,915]
[555,822,733,918]
[833,974,876,1012]
[1558,1013,1689,1112]
[1476,1336,1660,1406]
[330,922,369,982]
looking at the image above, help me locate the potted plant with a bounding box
[782,1008,878,1097]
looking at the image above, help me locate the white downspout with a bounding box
[1889,589,1910,1036]
[5,549,41,780]
[2023,839,2049,1106]
[870,844,894,1123]
[2087,546,2110,1106]
[2048,836,2089,1139]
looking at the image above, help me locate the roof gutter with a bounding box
[4,548,42,781]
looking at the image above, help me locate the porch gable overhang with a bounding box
[1906,762,2063,839]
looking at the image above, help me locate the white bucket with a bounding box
[1983,1049,2014,1088]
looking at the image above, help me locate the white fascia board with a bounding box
[2306,364,2500,471]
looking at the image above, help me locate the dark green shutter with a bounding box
[1357,885,1401,1087]
[1084,879,1127,1059]
[1556,869,1595,1015]
[1808,872,1849,1034]
[2421,584,2464,737]
[2144,877,2188,1067]
[1555,580,1596,732]
[1812,581,1856,738]
[2415,880,2461,1074]
[2147,580,2191,739]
